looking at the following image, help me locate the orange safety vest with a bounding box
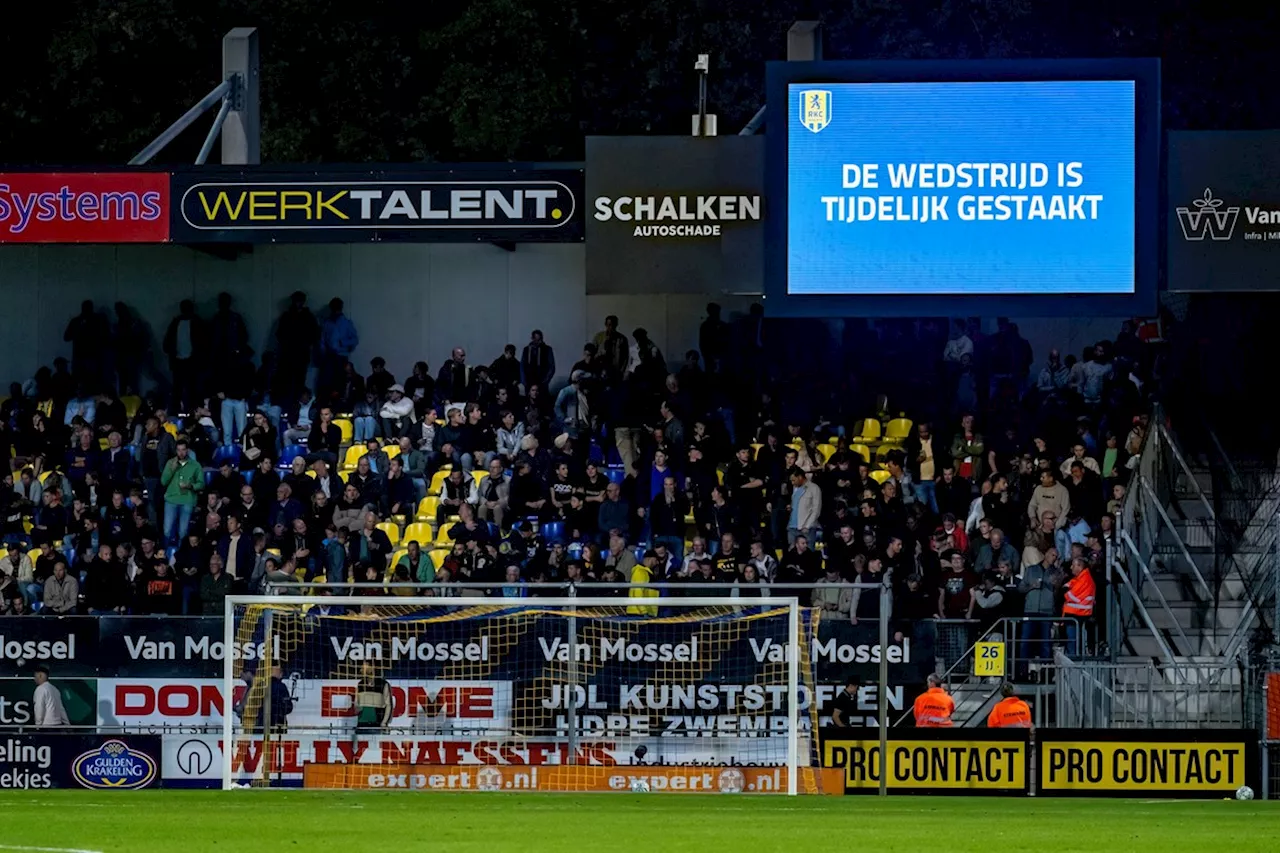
[987,697,1032,728]
[1063,569,1096,617]
[913,687,955,727]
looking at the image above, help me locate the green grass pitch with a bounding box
[0,792,1278,852]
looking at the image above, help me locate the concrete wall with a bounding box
[0,242,1116,393]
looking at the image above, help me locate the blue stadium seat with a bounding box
[280,444,307,466]
[541,521,565,544]
[605,466,625,485]
[606,446,622,466]
[243,469,255,484]
[213,445,241,467]
[588,442,605,464]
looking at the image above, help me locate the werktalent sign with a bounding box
[169,169,583,243]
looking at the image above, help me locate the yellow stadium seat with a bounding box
[389,548,408,570]
[384,444,402,460]
[853,418,881,443]
[376,522,401,546]
[816,443,838,463]
[340,445,366,471]
[121,395,142,418]
[97,438,109,451]
[470,470,486,486]
[415,497,439,522]
[849,444,872,464]
[429,470,450,494]
[27,548,41,566]
[333,418,354,444]
[339,471,353,485]
[787,439,803,451]
[436,524,456,545]
[868,469,892,485]
[750,442,763,459]
[884,417,913,443]
[428,547,452,567]
[37,470,54,485]
[403,522,433,547]
[163,422,178,438]
[305,470,317,479]
[266,547,283,558]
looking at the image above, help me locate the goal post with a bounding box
[221,594,856,794]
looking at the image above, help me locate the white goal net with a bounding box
[222,595,842,794]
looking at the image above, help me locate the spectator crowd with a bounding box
[0,295,1158,661]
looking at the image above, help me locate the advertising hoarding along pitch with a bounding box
[169,169,584,243]
[0,734,161,791]
[764,59,1160,317]
[820,728,1030,796]
[1035,729,1259,798]
[0,172,169,243]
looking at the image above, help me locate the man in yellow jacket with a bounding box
[627,549,660,616]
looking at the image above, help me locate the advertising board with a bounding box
[0,172,169,243]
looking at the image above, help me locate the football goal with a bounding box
[221,595,847,794]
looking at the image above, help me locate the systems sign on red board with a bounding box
[0,173,169,243]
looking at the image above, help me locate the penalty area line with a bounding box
[0,845,105,853]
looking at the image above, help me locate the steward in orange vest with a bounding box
[1063,558,1096,617]
[987,683,1032,728]
[913,675,955,727]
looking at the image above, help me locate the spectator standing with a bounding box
[32,664,70,727]
[162,300,204,413]
[318,299,359,401]
[160,439,203,548]
[521,330,556,392]
[63,300,110,389]
[275,292,320,402]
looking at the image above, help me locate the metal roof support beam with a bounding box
[196,95,233,165]
[129,79,232,165]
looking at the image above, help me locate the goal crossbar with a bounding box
[221,595,822,794]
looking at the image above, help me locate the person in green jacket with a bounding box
[398,540,435,587]
[160,438,204,549]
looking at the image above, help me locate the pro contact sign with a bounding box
[786,80,1137,295]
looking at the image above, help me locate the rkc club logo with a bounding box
[1176,188,1240,241]
[799,90,831,133]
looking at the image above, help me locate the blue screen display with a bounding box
[786,80,1136,295]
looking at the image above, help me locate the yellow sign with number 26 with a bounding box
[974,641,1005,677]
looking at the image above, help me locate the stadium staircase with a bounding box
[1105,410,1278,728]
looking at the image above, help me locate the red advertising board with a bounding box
[0,172,169,243]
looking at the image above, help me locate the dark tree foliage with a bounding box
[0,0,1274,164]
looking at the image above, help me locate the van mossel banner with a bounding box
[169,169,584,244]
[0,615,934,697]
[1167,131,1280,292]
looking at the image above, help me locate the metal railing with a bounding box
[1055,654,1247,728]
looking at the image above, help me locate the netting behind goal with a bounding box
[222,596,824,794]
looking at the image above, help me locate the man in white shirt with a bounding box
[32,664,70,727]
